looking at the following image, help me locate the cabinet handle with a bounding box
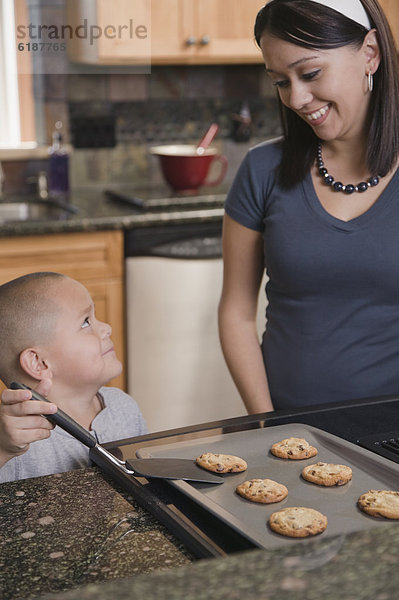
[186,36,197,46]
[200,35,211,45]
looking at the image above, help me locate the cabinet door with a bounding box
[67,0,152,64]
[150,0,196,62]
[67,0,263,64]
[67,0,196,64]
[194,0,263,63]
[96,0,151,63]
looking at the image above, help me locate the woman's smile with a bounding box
[304,103,331,123]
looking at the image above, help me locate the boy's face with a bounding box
[43,277,122,391]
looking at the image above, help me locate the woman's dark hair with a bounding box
[254,0,399,188]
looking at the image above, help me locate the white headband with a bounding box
[268,0,371,30]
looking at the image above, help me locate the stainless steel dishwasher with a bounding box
[125,221,249,432]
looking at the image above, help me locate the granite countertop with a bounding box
[0,185,227,238]
[0,467,194,600]
[39,525,399,600]
[1,464,399,600]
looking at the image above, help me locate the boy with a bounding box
[0,272,147,482]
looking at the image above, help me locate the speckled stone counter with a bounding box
[35,522,399,600]
[2,465,399,600]
[0,468,193,600]
[0,186,227,238]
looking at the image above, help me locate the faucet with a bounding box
[37,171,49,200]
[27,171,49,200]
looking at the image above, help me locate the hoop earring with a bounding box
[368,71,373,93]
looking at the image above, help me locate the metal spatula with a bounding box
[10,382,223,485]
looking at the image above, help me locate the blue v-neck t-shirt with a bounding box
[225,139,399,409]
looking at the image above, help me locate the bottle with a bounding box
[48,121,69,200]
[231,101,253,143]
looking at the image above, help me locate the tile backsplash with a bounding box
[64,66,280,189]
[4,1,283,194]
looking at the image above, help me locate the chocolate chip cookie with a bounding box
[302,462,352,486]
[236,478,288,504]
[271,437,318,460]
[269,506,328,538]
[196,453,247,473]
[357,490,399,519]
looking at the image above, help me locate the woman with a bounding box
[218,0,399,413]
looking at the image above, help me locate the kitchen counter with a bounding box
[35,524,399,600]
[2,397,399,600]
[0,186,227,238]
[0,467,194,600]
[1,464,399,600]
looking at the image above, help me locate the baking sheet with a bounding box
[136,423,399,549]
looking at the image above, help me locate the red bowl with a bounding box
[150,145,227,193]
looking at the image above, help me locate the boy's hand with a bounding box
[0,379,57,465]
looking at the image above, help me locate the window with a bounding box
[0,0,35,148]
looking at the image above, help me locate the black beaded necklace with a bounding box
[316,142,380,194]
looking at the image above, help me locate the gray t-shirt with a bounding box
[225,138,399,409]
[0,387,148,482]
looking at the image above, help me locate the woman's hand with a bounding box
[0,379,57,466]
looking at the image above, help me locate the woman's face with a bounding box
[260,32,372,143]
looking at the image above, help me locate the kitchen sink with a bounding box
[0,200,78,223]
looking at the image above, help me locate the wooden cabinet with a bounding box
[67,0,263,65]
[66,0,399,66]
[67,0,152,65]
[0,230,125,390]
[151,0,263,64]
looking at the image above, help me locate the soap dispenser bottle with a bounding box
[48,121,69,200]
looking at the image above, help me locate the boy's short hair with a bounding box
[0,272,66,385]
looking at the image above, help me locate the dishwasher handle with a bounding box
[147,235,222,259]
[124,221,223,259]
